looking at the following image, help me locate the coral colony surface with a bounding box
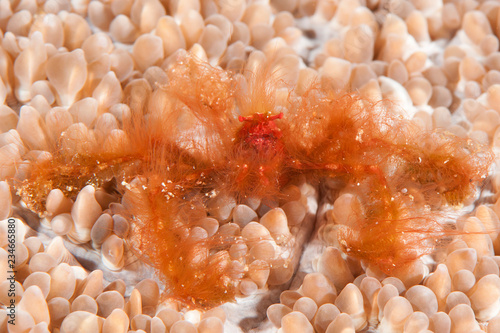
[2,0,500,332]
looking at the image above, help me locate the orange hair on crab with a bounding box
[14,53,495,307]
